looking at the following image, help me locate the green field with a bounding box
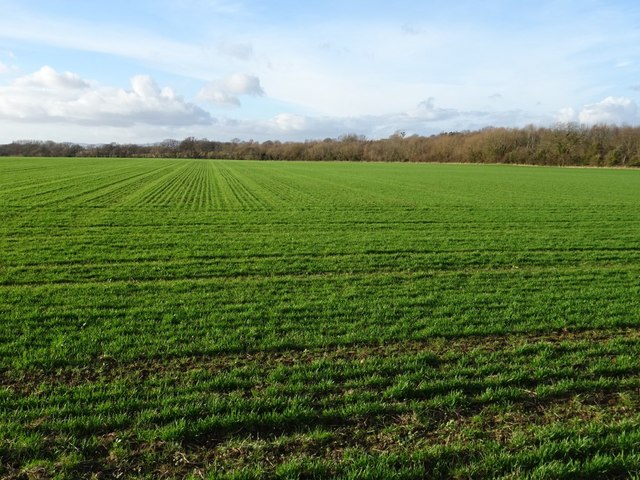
[1,157,640,479]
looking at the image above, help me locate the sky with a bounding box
[0,0,639,143]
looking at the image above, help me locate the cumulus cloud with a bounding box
[556,107,577,124]
[270,113,308,131]
[408,98,460,121]
[15,65,89,89]
[198,73,264,106]
[250,99,545,141]
[556,97,640,126]
[226,73,263,95]
[578,97,638,125]
[0,66,212,126]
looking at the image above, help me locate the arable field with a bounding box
[1,157,640,479]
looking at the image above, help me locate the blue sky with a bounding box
[0,0,639,143]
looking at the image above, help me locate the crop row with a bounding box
[2,266,639,370]
[2,330,639,478]
[1,157,640,478]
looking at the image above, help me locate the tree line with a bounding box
[2,124,640,167]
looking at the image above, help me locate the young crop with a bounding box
[1,158,640,478]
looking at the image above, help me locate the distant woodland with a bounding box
[3,125,640,167]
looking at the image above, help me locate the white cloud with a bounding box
[198,73,264,106]
[408,98,460,121]
[0,96,553,144]
[244,99,548,141]
[225,73,263,95]
[270,113,308,131]
[556,107,577,124]
[0,61,7,74]
[578,96,638,125]
[216,41,253,60]
[0,66,212,126]
[15,65,89,89]
[197,89,241,106]
[0,11,221,81]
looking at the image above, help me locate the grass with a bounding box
[1,157,640,478]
